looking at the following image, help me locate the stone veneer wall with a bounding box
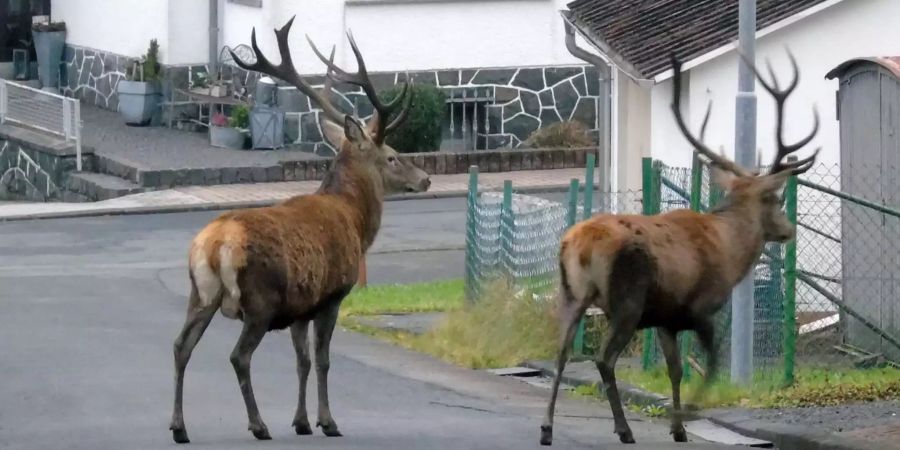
[220,63,602,155]
[61,44,207,114]
[0,125,93,202]
[59,43,601,155]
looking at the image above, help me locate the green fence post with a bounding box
[562,178,587,356]
[783,170,799,386]
[464,165,479,303]
[678,154,704,380]
[641,158,660,370]
[584,153,596,219]
[566,178,579,227]
[500,179,514,286]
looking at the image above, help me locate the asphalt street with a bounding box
[0,196,743,449]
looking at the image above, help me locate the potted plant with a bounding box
[31,19,66,92]
[117,39,162,126]
[209,105,249,149]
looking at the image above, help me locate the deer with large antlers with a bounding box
[168,17,430,444]
[540,51,819,445]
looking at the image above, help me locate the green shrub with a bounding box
[229,105,250,129]
[379,83,445,153]
[523,120,593,148]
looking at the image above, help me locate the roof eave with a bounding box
[651,0,848,84]
[562,11,654,87]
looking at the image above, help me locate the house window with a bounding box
[0,0,50,63]
[441,87,492,151]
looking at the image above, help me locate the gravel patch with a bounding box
[744,400,899,433]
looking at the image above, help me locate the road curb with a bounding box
[0,183,589,222]
[522,360,884,450]
[520,360,672,409]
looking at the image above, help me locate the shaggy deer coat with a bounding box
[169,18,429,445]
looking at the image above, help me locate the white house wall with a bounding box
[649,0,900,170]
[221,0,582,74]
[51,0,171,62]
[167,0,211,65]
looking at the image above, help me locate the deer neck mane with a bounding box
[316,150,384,251]
[710,198,766,284]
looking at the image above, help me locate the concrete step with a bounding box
[66,172,146,201]
[92,153,332,190]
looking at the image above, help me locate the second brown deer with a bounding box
[541,52,819,445]
[168,18,430,444]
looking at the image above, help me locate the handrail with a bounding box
[800,178,900,219]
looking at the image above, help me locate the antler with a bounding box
[739,49,820,175]
[670,54,754,177]
[307,31,412,146]
[228,17,345,125]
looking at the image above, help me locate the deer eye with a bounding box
[387,156,397,164]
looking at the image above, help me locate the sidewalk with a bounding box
[522,359,895,450]
[0,168,587,221]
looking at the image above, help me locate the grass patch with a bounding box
[345,280,560,369]
[339,279,465,317]
[616,365,900,409]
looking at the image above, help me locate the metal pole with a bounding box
[209,0,219,76]
[731,0,757,385]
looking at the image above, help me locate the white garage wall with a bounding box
[649,0,900,170]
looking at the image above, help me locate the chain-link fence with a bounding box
[463,156,899,388]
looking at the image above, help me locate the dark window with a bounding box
[0,0,51,63]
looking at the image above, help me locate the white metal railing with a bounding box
[0,80,83,170]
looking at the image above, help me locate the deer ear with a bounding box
[711,166,738,192]
[321,119,345,148]
[343,115,368,143]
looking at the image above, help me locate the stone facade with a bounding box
[220,63,602,155]
[61,44,208,115]
[0,126,93,202]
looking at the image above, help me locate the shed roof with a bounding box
[825,57,900,81]
[566,0,833,80]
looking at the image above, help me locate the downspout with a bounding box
[561,10,613,193]
[209,0,219,75]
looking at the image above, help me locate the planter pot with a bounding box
[209,125,247,149]
[117,80,162,126]
[33,30,66,92]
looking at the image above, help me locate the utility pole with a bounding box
[731,0,757,385]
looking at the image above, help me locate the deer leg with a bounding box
[540,302,586,446]
[170,288,218,444]
[595,315,640,444]
[290,320,313,435]
[689,319,719,407]
[313,300,343,437]
[230,319,271,441]
[658,328,687,442]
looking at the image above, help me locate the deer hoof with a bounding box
[617,430,635,444]
[171,427,190,444]
[317,420,342,437]
[250,424,272,441]
[539,425,553,445]
[293,421,313,436]
[673,428,688,442]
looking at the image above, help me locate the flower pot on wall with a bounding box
[32,29,65,92]
[209,125,247,149]
[117,80,162,126]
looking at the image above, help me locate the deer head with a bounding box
[229,17,430,194]
[669,51,820,242]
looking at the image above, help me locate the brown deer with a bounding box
[168,17,430,444]
[540,52,819,445]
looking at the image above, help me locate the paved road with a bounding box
[0,198,741,449]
